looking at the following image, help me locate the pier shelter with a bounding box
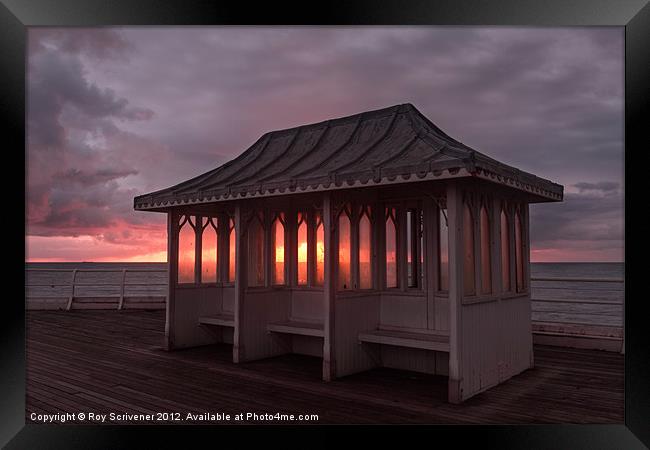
[134,104,563,402]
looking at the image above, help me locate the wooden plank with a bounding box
[267,320,324,338]
[358,330,450,352]
[25,310,623,424]
[199,314,235,327]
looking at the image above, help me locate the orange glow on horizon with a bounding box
[298,242,307,262]
[297,215,308,285]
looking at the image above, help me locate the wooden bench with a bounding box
[358,329,450,352]
[198,313,235,327]
[267,320,324,338]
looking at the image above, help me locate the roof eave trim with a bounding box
[134,166,471,211]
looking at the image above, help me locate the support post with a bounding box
[233,203,247,363]
[447,182,464,403]
[118,269,127,310]
[523,203,534,368]
[66,269,77,311]
[424,196,437,329]
[322,193,336,381]
[166,211,178,350]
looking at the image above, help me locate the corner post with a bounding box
[166,210,178,350]
[322,193,337,381]
[447,182,464,403]
[233,202,247,363]
[424,196,437,329]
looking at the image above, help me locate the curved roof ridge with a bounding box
[323,107,401,176]
[289,114,365,179]
[225,125,304,187]
[134,102,564,210]
[256,121,331,183]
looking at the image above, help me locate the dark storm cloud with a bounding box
[27,28,158,242]
[531,190,623,243]
[55,167,140,187]
[26,27,623,261]
[573,181,620,193]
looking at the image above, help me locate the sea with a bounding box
[26,262,624,328]
[26,261,624,276]
[530,262,623,279]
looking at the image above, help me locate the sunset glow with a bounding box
[273,217,285,285]
[359,212,372,289]
[386,209,397,288]
[297,214,308,285]
[338,213,351,290]
[178,217,195,283]
[25,28,623,264]
[315,220,324,285]
[202,218,217,283]
[228,219,235,283]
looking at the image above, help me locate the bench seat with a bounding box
[198,313,235,327]
[358,329,450,352]
[267,320,324,338]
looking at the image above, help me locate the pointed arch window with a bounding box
[178,215,196,284]
[228,217,236,283]
[359,206,373,289]
[337,206,352,290]
[438,208,449,291]
[296,212,308,285]
[201,217,218,283]
[272,213,286,285]
[463,203,475,296]
[385,207,398,289]
[515,209,525,292]
[500,208,511,292]
[315,212,325,286]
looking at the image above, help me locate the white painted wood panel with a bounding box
[291,289,324,322]
[434,296,450,330]
[239,289,292,361]
[222,286,235,312]
[172,286,222,349]
[333,294,380,377]
[381,346,448,376]
[379,293,428,329]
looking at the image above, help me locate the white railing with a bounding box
[25,267,168,310]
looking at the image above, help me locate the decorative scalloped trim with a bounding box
[134,165,562,210]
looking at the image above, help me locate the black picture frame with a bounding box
[3,0,648,448]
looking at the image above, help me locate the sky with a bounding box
[25,27,624,263]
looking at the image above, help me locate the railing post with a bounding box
[66,269,77,311]
[118,269,127,310]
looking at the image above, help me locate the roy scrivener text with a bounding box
[29,411,320,423]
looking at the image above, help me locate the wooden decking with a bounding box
[26,310,623,424]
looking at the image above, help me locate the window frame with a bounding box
[384,205,400,290]
[199,216,219,285]
[270,212,287,286]
[177,214,198,285]
[357,204,374,290]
